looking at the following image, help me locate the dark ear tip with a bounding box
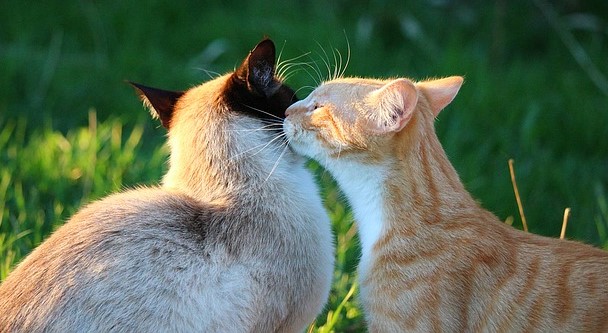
[126,81,146,96]
[252,38,275,56]
[257,37,274,47]
[126,81,184,129]
[127,81,147,91]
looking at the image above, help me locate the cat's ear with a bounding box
[416,76,463,116]
[364,78,418,134]
[236,38,278,97]
[129,82,184,129]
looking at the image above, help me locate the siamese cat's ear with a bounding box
[129,82,184,129]
[417,76,463,116]
[364,78,418,134]
[236,38,279,97]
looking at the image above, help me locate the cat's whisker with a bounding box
[340,32,351,78]
[332,46,342,81]
[298,61,323,86]
[315,41,333,83]
[279,52,313,67]
[276,40,287,71]
[242,104,284,121]
[266,137,289,160]
[277,63,312,83]
[336,144,343,161]
[265,139,290,182]
[276,44,310,74]
[195,67,222,80]
[228,142,270,163]
[276,52,314,80]
[294,85,316,97]
[281,71,300,83]
[284,53,322,87]
[227,131,286,163]
[237,132,288,162]
[263,134,290,163]
[279,60,314,75]
[303,50,325,85]
[226,123,283,133]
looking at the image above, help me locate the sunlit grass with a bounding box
[0,113,166,279]
[1,1,607,331]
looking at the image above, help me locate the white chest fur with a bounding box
[326,160,386,276]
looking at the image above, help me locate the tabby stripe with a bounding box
[419,145,441,225]
[554,259,573,324]
[375,245,447,270]
[491,256,541,331]
[474,245,518,331]
[523,293,545,332]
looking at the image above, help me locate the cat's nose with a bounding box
[285,100,304,117]
[285,106,294,117]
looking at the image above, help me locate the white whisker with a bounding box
[341,31,351,78]
[242,104,284,121]
[276,40,287,70]
[294,85,315,97]
[195,68,222,80]
[276,52,313,80]
[228,141,271,163]
[298,60,323,86]
[315,41,333,83]
[228,132,286,163]
[226,123,283,133]
[302,51,324,85]
[265,139,290,182]
[277,63,307,81]
[332,46,341,81]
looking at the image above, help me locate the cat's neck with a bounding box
[385,128,480,228]
[329,122,480,273]
[162,126,294,204]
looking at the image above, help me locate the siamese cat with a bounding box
[0,39,334,333]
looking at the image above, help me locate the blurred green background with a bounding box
[1,0,607,331]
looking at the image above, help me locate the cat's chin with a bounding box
[285,141,311,160]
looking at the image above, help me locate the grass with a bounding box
[1,1,607,331]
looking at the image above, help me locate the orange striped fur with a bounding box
[284,76,608,332]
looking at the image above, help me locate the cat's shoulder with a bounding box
[72,186,203,223]
[53,186,217,248]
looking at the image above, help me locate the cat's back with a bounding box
[437,215,608,332]
[0,187,251,332]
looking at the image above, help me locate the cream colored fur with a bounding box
[0,53,334,332]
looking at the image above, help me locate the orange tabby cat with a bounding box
[284,76,608,332]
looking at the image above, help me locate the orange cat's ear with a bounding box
[129,82,184,129]
[364,78,418,134]
[416,76,463,116]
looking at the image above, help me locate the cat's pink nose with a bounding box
[285,105,299,117]
[285,100,304,117]
[285,106,294,117]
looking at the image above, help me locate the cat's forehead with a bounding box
[314,78,386,100]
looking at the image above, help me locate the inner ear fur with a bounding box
[236,38,278,97]
[364,78,418,134]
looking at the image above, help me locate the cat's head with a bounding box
[283,76,463,165]
[130,38,296,130]
[129,39,298,192]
